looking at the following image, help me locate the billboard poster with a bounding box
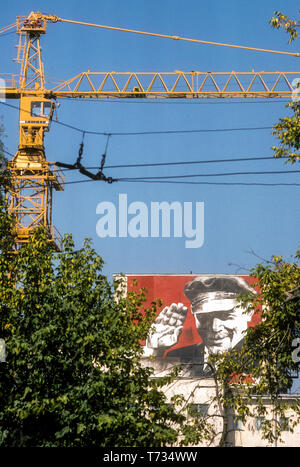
[126,274,260,378]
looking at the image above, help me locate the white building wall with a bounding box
[164,378,300,447]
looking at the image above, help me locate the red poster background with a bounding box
[127,274,260,353]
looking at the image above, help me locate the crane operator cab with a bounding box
[19,96,55,149]
[31,99,52,120]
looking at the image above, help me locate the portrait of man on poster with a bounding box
[142,275,257,377]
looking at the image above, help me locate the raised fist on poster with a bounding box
[143,303,188,357]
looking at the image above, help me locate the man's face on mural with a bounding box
[194,304,250,353]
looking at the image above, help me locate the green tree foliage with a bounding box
[270,12,300,164]
[270,11,299,43]
[272,101,300,164]
[0,228,190,446]
[211,251,300,445]
[238,252,300,394]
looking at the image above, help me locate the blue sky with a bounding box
[1,0,299,280]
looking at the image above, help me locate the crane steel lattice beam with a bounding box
[48,71,300,99]
[3,71,300,100]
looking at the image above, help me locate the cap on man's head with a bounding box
[184,275,256,314]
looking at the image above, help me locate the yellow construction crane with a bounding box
[1,11,300,250]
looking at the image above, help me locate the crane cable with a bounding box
[0,22,17,34]
[47,15,300,57]
[55,132,116,183]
